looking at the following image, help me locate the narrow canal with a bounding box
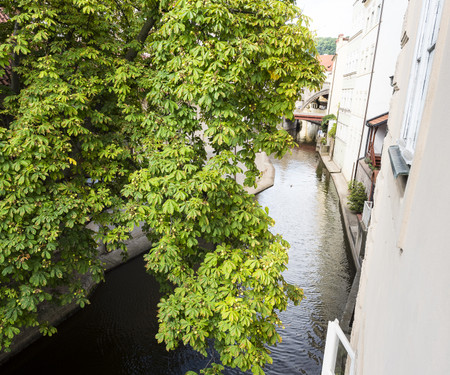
[1,144,355,375]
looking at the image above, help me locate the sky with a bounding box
[296,0,353,37]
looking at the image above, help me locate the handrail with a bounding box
[321,319,356,375]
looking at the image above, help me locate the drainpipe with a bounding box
[352,0,385,182]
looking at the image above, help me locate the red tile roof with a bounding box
[319,55,334,72]
[367,113,389,127]
[0,8,8,23]
[0,65,11,86]
[0,9,10,86]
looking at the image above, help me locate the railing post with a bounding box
[321,319,356,375]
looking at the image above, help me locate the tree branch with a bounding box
[10,20,20,94]
[125,15,158,62]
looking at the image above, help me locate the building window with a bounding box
[399,0,443,164]
[341,88,354,112]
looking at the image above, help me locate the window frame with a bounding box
[399,0,443,164]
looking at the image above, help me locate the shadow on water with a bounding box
[1,143,355,375]
[0,256,220,375]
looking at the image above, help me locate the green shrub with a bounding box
[347,181,367,213]
[364,157,379,171]
[328,122,337,138]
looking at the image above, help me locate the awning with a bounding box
[366,112,389,127]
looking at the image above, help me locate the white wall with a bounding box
[332,0,407,181]
[328,35,349,118]
[366,0,408,119]
[333,0,378,180]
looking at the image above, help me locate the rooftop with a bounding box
[0,9,10,86]
[0,8,8,23]
[319,55,334,72]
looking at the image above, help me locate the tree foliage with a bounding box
[316,37,336,55]
[0,0,323,372]
[320,113,337,133]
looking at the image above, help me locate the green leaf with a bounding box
[162,199,179,215]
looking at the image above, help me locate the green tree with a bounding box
[320,113,337,133]
[316,37,336,55]
[0,1,323,372]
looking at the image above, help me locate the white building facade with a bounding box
[331,0,407,182]
[349,0,450,373]
[327,34,349,141]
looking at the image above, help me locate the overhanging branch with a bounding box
[125,15,158,61]
[11,20,20,94]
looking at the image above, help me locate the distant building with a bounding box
[290,55,333,142]
[0,8,8,23]
[318,54,334,79]
[330,0,407,186]
[326,34,349,157]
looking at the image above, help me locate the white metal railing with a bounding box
[321,319,356,375]
[361,200,373,228]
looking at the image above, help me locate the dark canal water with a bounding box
[1,145,355,375]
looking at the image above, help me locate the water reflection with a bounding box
[0,145,354,375]
[257,145,355,375]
